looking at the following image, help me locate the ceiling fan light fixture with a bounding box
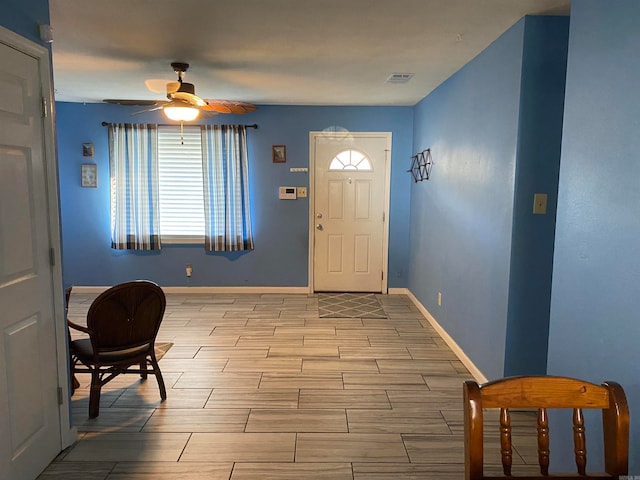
[163,105,200,121]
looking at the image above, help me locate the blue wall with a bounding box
[409,16,568,380]
[504,16,569,376]
[1,0,50,44]
[410,20,522,380]
[548,0,640,472]
[56,103,413,288]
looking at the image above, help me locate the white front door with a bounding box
[0,37,63,479]
[311,132,391,292]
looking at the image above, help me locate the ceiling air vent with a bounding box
[386,73,414,84]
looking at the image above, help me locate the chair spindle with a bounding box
[500,407,513,476]
[537,407,550,475]
[573,407,587,475]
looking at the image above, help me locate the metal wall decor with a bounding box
[408,148,433,182]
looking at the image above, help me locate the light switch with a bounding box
[533,193,547,215]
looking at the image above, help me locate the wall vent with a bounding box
[386,73,414,84]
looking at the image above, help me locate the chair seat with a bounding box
[71,338,152,364]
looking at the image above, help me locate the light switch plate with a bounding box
[533,193,547,214]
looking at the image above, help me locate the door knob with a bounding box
[316,224,323,231]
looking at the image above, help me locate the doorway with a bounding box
[309,131,391,293]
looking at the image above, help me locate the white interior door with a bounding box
[0,38,63,479]
[311,132,390,292]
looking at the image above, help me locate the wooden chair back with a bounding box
[86,280,166,355]
[463,376,629,479]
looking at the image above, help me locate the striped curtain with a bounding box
[201,125,254,251]
[108,123,161,250]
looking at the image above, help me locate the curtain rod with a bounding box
[101,121,258,129]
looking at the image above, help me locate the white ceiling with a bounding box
[49,0,570,107]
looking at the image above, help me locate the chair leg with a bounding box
[88,371,102,418]
[140,359,148,380]
[70,360,79,396]
[150,356,167,400]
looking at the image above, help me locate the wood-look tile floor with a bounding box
[39,293,538,479]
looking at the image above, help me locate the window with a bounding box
[108,122,254,251]
[157,126,205,242]
[329,149,372,171]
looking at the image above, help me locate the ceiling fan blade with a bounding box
[165,81,180,95]
[130,105,165,115]
[170,91,208,107]
[205,100,258,114]
[196,107,219,117]
[202,103,232,114]
[235,102,258,113]
[103,99,158,106]
[144,79,172,94]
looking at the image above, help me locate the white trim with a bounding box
[388,287,410,295]
[308,134,315,291]
[0,25,46,56]
[308,131,392,294]
[404,289,488,383]
[71,285,311,295]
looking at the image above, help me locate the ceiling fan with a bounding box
[104,62,257,121]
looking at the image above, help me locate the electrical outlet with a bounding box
[297,187,307,198]
[185,264,193,277]
[438,292,442,306]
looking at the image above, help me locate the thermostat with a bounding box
[279,186,297,200]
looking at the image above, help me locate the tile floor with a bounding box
[38,293,538,479]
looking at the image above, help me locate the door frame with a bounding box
[308,131,392,294]
[0,25,76,451]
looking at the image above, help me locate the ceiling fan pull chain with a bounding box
[180,121,185,145]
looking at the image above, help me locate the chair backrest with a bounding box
[86,280,166,352]
[463,376,629,479]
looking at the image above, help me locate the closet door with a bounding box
[0,36,63,480]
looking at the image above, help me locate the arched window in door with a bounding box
[329,149,372,171]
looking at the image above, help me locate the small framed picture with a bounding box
[82,142,94,157]
[272,145,286,163]
[81,163,97,188]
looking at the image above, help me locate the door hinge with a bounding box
[49,247,55,266]
[382,211,385,222]
[381,271,384,280]
[41,97,48,118]
[57,386,63,405]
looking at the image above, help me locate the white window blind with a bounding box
[157,126,205,241]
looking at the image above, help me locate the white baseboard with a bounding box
[72,286,414,295]
[388,287,410,295]
[70,285,311,295]
[404,290,487,383]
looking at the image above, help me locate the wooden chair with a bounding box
[65,286,80,394]
[68,280,167,418]
[463,376,629,479]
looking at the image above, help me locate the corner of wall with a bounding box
[504,15,570,377]
[404,290,488,383]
